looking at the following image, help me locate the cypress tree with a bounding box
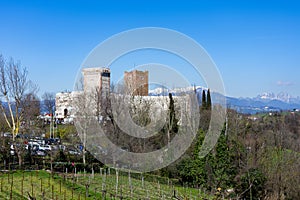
[201,90,207,109]
[168,93,178,133]
[207,89,212,110]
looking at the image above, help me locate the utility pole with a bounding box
[49,117,52,138]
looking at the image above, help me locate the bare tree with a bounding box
[73,90,95,165]
[0,55,37,139]
[0,54,37,167]
[42,92,56,138]
[21,93,40,132]
[42,92,55,115]
[94,87,103,123]
[73,77,96,165]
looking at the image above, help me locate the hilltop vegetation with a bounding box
[173,109,300,199]
[0,54,299,199]
[1,100,300,199]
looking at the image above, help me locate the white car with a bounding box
[38,145,52,151]
[28,140,39,146]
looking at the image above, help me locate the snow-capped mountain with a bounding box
[227,91,300,114]
[256,92,300,103]
[257,92,277,100]
[148,86,300,114]
[149,86,208,96]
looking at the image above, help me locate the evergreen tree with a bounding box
[168,93,178,133]
[177,124,239,190]
[207,89,212,110]
[201,90,207,109]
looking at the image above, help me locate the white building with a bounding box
[55,91,72,119]
[55,91,82,122]
[55,67,110,123]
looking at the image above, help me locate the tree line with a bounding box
[162,90,300,199]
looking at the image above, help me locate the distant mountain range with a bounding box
[227,92,300,114]
[149,87,300,114]
[2,90,299,115]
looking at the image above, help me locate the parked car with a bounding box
[32,144,40,151]
[68,149,81,155]
[28,140,39,146]
[39,145,52,151]
[46,138,60,145]
[3,132,12,137]
[34,150,47,156]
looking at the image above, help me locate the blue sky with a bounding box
[0,0,299,98]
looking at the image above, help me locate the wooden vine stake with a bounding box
[115,169,119,196]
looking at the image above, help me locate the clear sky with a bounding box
[0,0,299,98]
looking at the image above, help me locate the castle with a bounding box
[55,68,148,122]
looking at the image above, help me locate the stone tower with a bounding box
[82,67,110,97]
[124,70,148,96]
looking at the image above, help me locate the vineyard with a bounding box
[0,169,213,200]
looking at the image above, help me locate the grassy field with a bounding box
[0,169,213,199]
